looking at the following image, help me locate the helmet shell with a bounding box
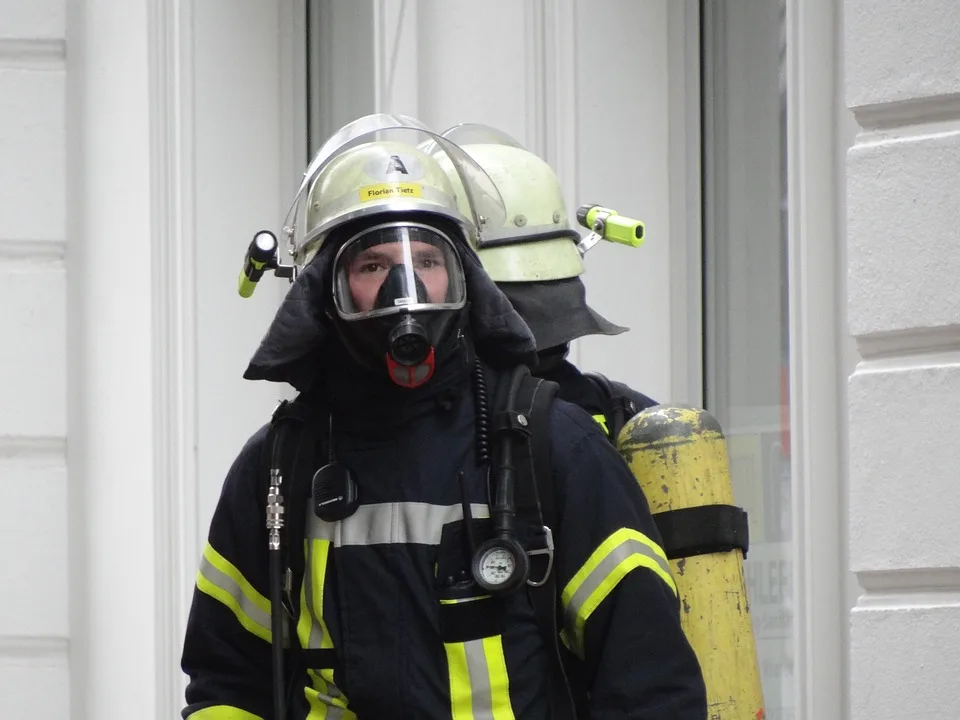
[299,140,471,266]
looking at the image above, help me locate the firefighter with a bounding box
[433,124,656,443]
[435,124,764,717]
[180,114,706,719]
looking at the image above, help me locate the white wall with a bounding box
[845,1,960,718]
[64,1,298,718]
[193,0,302,554]
[0,1,70,718]
[314,0,701,405]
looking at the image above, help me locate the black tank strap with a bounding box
[654,505,750,560]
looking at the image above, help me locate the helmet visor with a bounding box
[286,113,506,258]
[332,223,467,321]
[437,122,526,149]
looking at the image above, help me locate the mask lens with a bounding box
[333,224,466,320]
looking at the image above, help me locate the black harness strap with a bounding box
[583,371,637,443]
[508,367,580,720]
[264,396,330,711]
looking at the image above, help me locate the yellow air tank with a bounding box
[617,404,765,720]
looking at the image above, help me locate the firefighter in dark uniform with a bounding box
[180,116,706,719]
[434,125,657,443]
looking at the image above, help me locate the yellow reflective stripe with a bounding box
[440,595,491,605]
[187,706,262,720]
[446,641,474,720]
[299,539,335,650]
[592,413,609,435]
[304,668,356,719]
[197,543,272,643]
[481,636,515,720]
[300,537,353,719]
[320,668,348,708]
[444,637,516,720]
[561,528,677,657]
[310,539,335,648]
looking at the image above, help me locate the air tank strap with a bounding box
[653,505,750,560]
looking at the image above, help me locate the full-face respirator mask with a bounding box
[331,222,467,388]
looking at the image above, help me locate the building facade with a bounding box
[0,0,954,718]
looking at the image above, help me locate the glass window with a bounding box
[701,1,793,718]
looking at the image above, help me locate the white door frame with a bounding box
[784,0,844,717]
[669,0,706,407]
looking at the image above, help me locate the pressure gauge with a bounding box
[472,538,529,594]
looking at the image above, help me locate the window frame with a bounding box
[694,0,845,717]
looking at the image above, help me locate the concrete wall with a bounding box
[845,1,960,718]
[0,1,69,717]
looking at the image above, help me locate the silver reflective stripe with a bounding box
[301,540,327,649]
[463,639,495,720]
[327,704,348,719]
[198,554,272,633]
[564,536,674,634]
[307,501,490,547]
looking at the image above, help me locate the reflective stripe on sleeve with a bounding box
[560,528,677,658]
[196,542,272,643]
[187,705,263,720]
[445,636,516,720]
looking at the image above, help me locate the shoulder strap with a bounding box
[263,395,329,705]
[497,367,580,720]
[264,396,325,608]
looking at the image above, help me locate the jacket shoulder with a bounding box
[547,396,614,449]
[215,422,272,505]
[608,379,658,413]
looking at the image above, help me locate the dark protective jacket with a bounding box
[180,222,706,719]
[536,359,658,440]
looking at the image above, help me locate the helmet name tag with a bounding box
[358,183,423,202]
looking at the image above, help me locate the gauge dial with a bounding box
[477,545,518,586]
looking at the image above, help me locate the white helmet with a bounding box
[277,114,511,387]
[284,114,507,269]
[428,124,585,283]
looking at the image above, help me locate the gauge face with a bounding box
[478,546,517,586]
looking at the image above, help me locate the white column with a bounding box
[0,1,69,718]
[67,1,298,718]
[67,0,162,716]
[846,1,960,718]
[784,0,844,717]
